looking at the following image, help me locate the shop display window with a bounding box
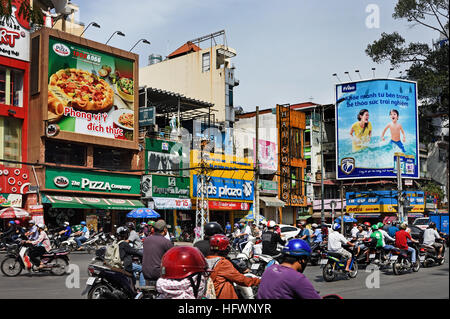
[0,67,24,107]
[93,147,132,170]
[0,117,22,167]
[45,140,86,166]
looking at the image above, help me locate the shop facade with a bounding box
[258,179,285,221]
[0,1,32,228]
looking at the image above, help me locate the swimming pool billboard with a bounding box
[335,79,419,180]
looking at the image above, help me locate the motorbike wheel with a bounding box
[51,258,69,276]
[392,260,401,275]
[423,258,433,268]
[322,263,336,282]
[88,283,113,299]
[348,261,358,278]
[439,257,445,265]
[1,257,23,277]
[412,260,420,272]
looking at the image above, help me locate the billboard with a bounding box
[335,79,419,179]
[47,37,135,140]
[346,191,425,213]
[0,0,30,62]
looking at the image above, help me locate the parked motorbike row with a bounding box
[48,231,116,253]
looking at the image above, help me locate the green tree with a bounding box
[366,0,449,143]
[1,0,43,25]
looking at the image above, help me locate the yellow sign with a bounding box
[347,204,425,213]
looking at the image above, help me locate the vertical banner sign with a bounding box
[47,37,135,140]
[278,105,291,205]
[335,79,419,179]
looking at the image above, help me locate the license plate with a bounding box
[390,255,398,261]
[319,259,328,265]
[86,277,96,286]
[251,263,260,270]
[419,256,425,262]
[369,254,376,259]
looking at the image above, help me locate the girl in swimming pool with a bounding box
[350,109,372,152]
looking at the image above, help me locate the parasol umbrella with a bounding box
[242,213,266,222]
[335,216,357,224]
[0,207,30,219]
[126,208,160,219]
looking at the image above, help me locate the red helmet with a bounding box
[210,234,230,251]
[161,246,208,280]
[363,222,371,227]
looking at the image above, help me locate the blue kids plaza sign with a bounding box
[192,176,254,202]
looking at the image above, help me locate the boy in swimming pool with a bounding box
[381,109,406,152]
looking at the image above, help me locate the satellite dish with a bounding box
[50,0,72,15]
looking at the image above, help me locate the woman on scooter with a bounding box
[26,224,51,270]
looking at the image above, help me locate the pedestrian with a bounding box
[142,220,174,284]
[225,222,232,235]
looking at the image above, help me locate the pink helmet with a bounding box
[14,220,20,225]
[267,220,276,228]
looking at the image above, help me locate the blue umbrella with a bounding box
[127,208,160,218]
[335,216,357,223]
[242,213,266,222]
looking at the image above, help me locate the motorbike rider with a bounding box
[423,222,443,260]
[116,226,145,287]
[327,223,355,272]
[206,234,260,299]
[388,221,400,238]
[225,222,232,235]
[193,222,224,258]
[25,220,39,241]
[261,220,285,256]
[25,223,51,270]
[58,221,72,242]
[233,222,251,251]
[157,246,211,299]
[376,222,395,251]
[74,221,90,250]
[250,222,261,238]
[297,222,311,244]
[257,239,321,299]
[0,221,18,245]
[350,223,359,239]
[126,222,143,250]
[310,223,323,252]
[395,222,419,265]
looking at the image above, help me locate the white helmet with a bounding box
[37,223,46,229]
[29,220,35,224]
[267,220,276,228]
[64,221,70,226]
[311,223,318,228]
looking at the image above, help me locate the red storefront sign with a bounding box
[209,201,250,211]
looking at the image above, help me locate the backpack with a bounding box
[104,240,125,268]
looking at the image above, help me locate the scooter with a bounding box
[309,242,327,266]
[389,243,421,275]
[1,242,69,277]
[420,238,446,267]
[320,244,358,282]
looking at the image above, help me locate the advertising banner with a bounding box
[45,168,141,195]
[0,0,30,62]
[150,175,190,198]
[209,201,250,211]
[346,190,425,213]
[47,37,135,140]
[335,79,419,179]
[192,175,254,202]
[0,194,22,207]
[153,197,191,210]
[253,138,277,173]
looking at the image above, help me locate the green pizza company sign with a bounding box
[45,168,141,195]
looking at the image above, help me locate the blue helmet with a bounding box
[282,239,311,257]
[80,221,86,225]
[332,223,341,231]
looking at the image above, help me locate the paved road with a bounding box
[0,247,447,299]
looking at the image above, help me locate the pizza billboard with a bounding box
[47,37,136,141]
[335,79,419,180]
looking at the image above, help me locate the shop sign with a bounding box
[278,104,291,204]
[258,180,278,195]
[45,168,141,195]
[192,175,253,201]
[346,190,425,213]
[153,197,191,210]
[0,193,22,207]
[0,1,30,62]
[209,201,250,211]
[141,175,152,198]
[151,175,190,198]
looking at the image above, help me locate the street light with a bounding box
[79,21,100,37]
[130,39,151,52]
[105,31,125,45]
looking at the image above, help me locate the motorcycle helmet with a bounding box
[148,220,155,226]
[116,226,130,239]
[267,220,276,228]
[9,221,15,225]
[126,222,136,230]
[363,222,371,227]
[332,223,341,231]
[399,222,408,230]
[371,224,379,231]
[64,221,69,226]
[209,234,230,252]
[161,246,208,279]
[14,220,20,225]
[80,221,86,226]
[377,222,384,229]
[282,239,312,257]
[428,222,436,229]
[204,222,224,237]
[311,223,318,228]
[29,220,35,225]
[37,223,45,230]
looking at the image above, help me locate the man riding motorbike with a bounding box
[261,220,285,256]
[25,220,39,241]
[257,239,321,299]
[126,222,143,250]
[25,223,52,270]
[193,222,224,258]
[395,222,419,265]
[423,222,443,260]
[58,221,72,242]
[327,223,355,272]
[116,226,145,287]
[74,221,90,250]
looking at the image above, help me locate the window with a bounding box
[0,117,22,167]
[0,67,24,107]
[45,140,86,166]
[290,128,302,159]
[94,147,132,170]
[202,52,210,72]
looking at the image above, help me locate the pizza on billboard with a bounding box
[47,37,135,141]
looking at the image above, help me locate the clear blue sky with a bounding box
[75,0,438,111]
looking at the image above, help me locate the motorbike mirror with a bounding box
[322,294,343,299]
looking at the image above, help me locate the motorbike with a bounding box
[82,263,157,299]
[389,242,421,275]
[229,255,260,299]
[320,244,358,282]
[420,238,446,267]
[309,241,327,266]
[1,242,69,277]
[61,233,99,253]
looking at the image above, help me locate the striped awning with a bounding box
[42,195,145,210]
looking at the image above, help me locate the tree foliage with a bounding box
[366,0,449,143]
[0,0,43,25]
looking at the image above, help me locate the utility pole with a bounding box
[340,182,344,235]
[195,140,210,241]
[320,104,325,225]
[254,106,260,226]
[396,155,404,223]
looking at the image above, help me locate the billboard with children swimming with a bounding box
[335,79,419,180]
